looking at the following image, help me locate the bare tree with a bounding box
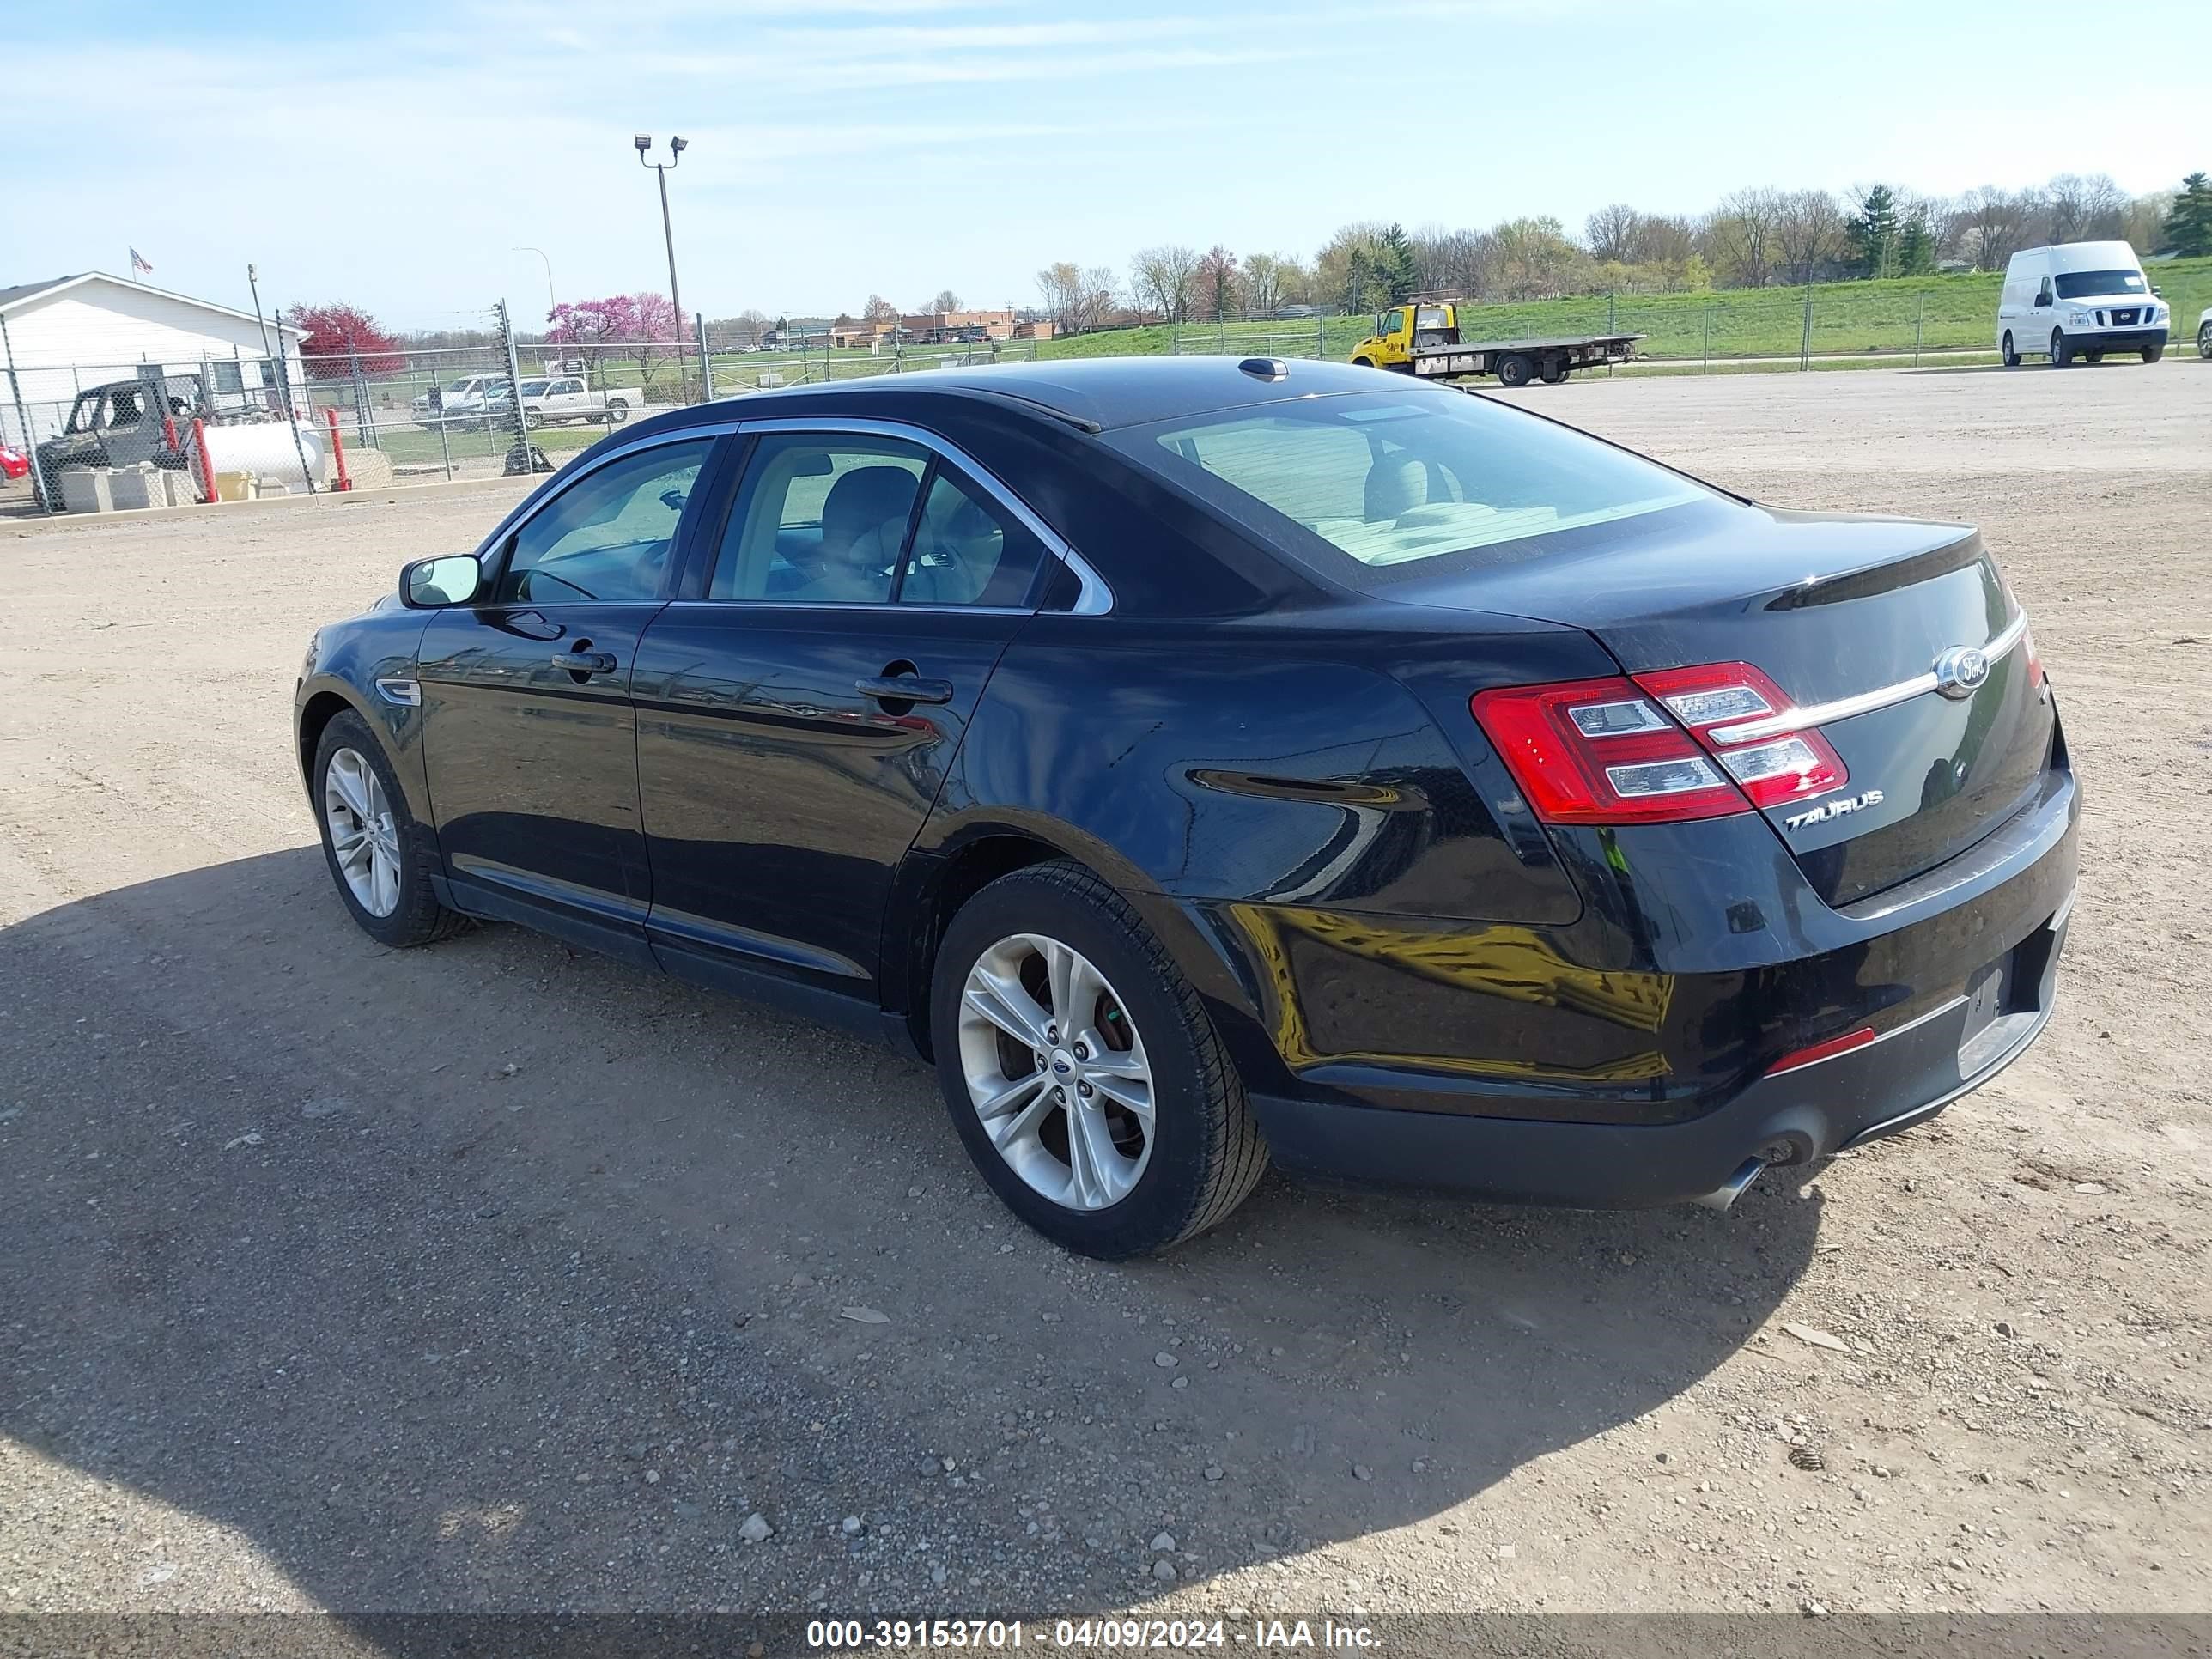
[1191,246,1242,321]
[1584,203,1644,264]
[1129,245,1200,323]
[1953,185,2042,270]
[861,294,896,322]
[1409,225,1485,299]
[1772,188,1845,284]
[923,288,963,314]
[2041,173,2124,244]
[1702,187,1785,287]
[1078,266,1119,333]
[1488,216,1590,301]
[1242,252,1286,313]
[1636,214,1699,267]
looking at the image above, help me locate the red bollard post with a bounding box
[191,418,218,504]
[325,406,351,492]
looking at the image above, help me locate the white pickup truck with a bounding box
[502,375,642,428]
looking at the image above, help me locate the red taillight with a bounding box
[1632,661,1848,810]
[2023,623,2045,691]
[1472,661,1850,827]
[1765,1024,1876,1076]
[1471,675,1751,824]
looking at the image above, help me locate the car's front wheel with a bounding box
[2198,323,2211,360]
[2002,331,2019,367]
[313,710,465,948]
[2050,328,2072,367]
[930,861,1267,1257]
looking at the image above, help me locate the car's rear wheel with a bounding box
[2002,331,2019,367]
[1495,352,1534,388]
[608,404,630,424]
[313,711,465,949]
[930,860,1267,1257]
[2050,328,2071,367]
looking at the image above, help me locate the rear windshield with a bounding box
[1110,389,1708,574]
[2054,269,2145,298]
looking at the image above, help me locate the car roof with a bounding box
[717,356,1417,433]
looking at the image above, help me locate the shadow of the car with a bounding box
[0,848,1815,1623]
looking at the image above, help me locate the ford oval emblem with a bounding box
[1934,646,1990,701]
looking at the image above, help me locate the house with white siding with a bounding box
[0,272,307,449]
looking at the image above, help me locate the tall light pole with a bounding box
[514,246,555,322]
[635,133,689,398]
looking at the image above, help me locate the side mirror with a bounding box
[2151,286,2164,297]
[403,552,483,607]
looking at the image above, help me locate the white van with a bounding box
[1996,241,2170,367]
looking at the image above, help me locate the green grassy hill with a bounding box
[1041,258,2212,365]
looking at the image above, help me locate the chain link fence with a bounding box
[10,264,2208,518]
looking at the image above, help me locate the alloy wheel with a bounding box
[324,747,402,917]
[957,933,1154,1212]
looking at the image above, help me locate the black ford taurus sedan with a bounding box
[295,357,2077,1256]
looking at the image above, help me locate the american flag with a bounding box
[129,247,154,277]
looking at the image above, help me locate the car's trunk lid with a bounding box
[1388,505,2056,906]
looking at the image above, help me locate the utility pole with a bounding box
[635,134,690,399]
[514,246,556,321]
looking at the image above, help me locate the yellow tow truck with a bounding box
[1350,301,1640,387]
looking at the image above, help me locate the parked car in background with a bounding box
[0,442,28,482]
[410,374,509,428]
[294,358,2077,1257]
[1996,241,2169,366]
[2198,305,2211,359]
[490,375,641,428]
[33,372,210,498]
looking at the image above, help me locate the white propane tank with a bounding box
[191,422,325,495]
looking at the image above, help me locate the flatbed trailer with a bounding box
[1407,333,1642,386]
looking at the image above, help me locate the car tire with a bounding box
[608,404,630,424]
[1495,352,1534,388]
[929,860,1267,1258]
[2050,328,2071,367]
[2001,331,2019,367]
[2198,325,2211,360]
[1350,356,1375,369]
[312,710,467,950]
[2142,343,2164,363]
[2085,350,2104,364]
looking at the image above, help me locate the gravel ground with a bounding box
[1,362,2206,1626]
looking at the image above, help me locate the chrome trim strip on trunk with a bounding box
[1711,611,2028,744]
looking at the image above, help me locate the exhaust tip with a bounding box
[1692,1157,1768,1212]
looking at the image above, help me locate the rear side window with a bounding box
[1114,390,1706,574]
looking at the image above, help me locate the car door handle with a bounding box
[855,674,954,705]
[556,648,619,675]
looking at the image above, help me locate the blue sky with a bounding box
[3,0,2206,330]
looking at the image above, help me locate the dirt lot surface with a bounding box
[2,363,2207,1629]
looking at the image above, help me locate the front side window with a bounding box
[2053,269,2146,299]
[710,434,927,603]
[496,438,713,604]
[1114,389,1709,575]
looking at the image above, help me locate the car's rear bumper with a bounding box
[1194,757,2079,1209]
[1250,895,2065,1206]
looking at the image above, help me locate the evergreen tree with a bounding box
[1848,185,1902,279]
[2158,172,2212,257]
[1379,223,1420,302]
[1896,211,1936,276]
[1344,246,1377,312]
